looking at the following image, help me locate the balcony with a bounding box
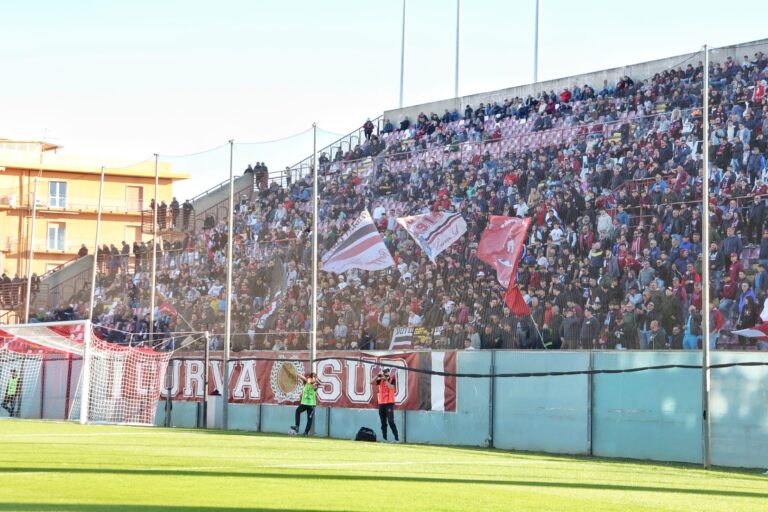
[0,189,144,214]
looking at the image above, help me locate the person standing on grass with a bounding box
[290,372,318,437]
[372,367,399,443]
[2,369,19,417]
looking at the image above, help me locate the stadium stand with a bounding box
[15,46,768,352]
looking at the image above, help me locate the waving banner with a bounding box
[396,211,467,262]
[478,216,532,287]
[163,351,457,412]
[321,210,395,273]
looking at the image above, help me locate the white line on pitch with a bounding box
[138,460,555,472]
[1,431,202,438]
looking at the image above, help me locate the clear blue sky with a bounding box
[1,0,765,199]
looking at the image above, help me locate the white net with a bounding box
[0,321,171,425]
[68,338,172,425]
[0,345,43,418]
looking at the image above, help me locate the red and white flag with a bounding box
[256,292,282,329]
[389,327,415,350]
[321,210,395,274]
[396,211,467,262]
[478,216,531,287]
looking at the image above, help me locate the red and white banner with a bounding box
[478,215,531,287]
[0,324,86,355]
[321,210,395,273]
[256,292,281,329]
[164,351,457,412]
[396,211,467,262]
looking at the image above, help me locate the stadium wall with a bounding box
[37,255,93,311]
[10,350,768,469]
[191,173,254,228]
[383,38,768,126]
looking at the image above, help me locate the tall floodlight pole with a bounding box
[87,166,106,321]
[222,140,235,430]
[454,0,460,98]
[23,176,40,323]
[311,124,319,372]
[399,0,406,108]
[24,142,46,322]
[533,0,540,83]
[701,44,712,470]
[149,154,159,342]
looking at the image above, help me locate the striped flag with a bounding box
[256,292,282,329]
[389,327,415,350]
[396,211,467,262]
[321,210,395,274]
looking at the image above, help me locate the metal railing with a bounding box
[141,208,196,235]
[288,116,384,181]
[0,254,92,320]
[190,165,285,205]
[0,191,144,214]
[192,177,254,230]
[39,254,84,281]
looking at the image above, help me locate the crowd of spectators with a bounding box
[312,51,768,351]
[0,274,40,311]
[31,50,768,352]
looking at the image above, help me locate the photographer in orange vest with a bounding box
[371,367,399,443]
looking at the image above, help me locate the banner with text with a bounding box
[164,351,457,412]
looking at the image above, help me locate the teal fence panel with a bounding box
[226,403,260,432]
[329,407,395,441]
[710,352,768,468]
[592,351,702,464]
[259,403,329,437]
[492,351,590,454]
[156,401,199,428]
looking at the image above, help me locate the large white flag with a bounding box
[732,321,768,340]
[321,210,395,274]
[396,211,467,262]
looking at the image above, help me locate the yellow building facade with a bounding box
[0,139,189,278]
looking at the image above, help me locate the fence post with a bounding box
[39,357,46,419]
[164,365,172,428]
[488,350,495,448]
[588,350,594,456]
[402,409,408,444]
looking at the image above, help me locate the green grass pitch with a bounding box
[0,420,766,511]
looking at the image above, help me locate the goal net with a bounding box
[0,342,44,418]
[0,320,171,425]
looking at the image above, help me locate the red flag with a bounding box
[158,302,178,317]
[478,216,532,287]
[504,286,530,317]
